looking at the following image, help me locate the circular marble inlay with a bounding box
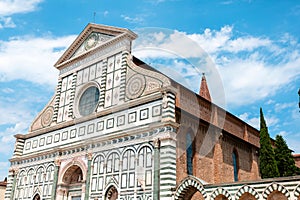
[41,106,54,127]
[126,74,146,99]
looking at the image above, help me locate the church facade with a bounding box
[4,24,300,200]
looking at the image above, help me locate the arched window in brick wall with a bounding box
[232,149,239,182]
[186,132,194,175]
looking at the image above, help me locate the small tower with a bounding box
[199,73,211,102]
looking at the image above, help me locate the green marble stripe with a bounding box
[51,165,59,200]
[85,159,92,200]
[10,172,16,200]
[153,144,160,200]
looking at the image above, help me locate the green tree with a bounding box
[259,108,279,178]
[274,134,298,177]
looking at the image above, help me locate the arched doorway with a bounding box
[33,194,41,200]
[63,165,83,184]
[190,191,205,200]
[215,194,228,200]
[174,176,207,200]
[239,192,256,200]
[61,165,84,200]
[105,186,118,200]
[267,191,288,200]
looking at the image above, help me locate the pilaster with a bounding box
[153,138,161,200]
[52,158,61,200]
[157,128,177,200]
[84,152,93,200]
[4,169,18,200]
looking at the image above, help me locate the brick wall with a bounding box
[176,114,260,185]
[294,154,300,168]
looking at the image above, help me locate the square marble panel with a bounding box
[70,129,77,138]
[46,136,52,145]
[152,105,162,117]
[39,137,45,147]
[54,133,60,143]
[128,112,136,124]
[62,131,68,141]
[79,126,85,136]
[88,124,94,134]
[107,118,114,129]
[97,121,104,131]
[117,115,125,127]
[140,108,149,120]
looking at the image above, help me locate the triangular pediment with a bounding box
[54,23,137,69]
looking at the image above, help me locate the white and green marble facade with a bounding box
[5,24,177,200]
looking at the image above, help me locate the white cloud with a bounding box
[0,16,15,29]
[274,102,295,112]
[133,26,300,107]
[238,112,279,130]
[0,35,76,86]
[121,15,144,24]
[103,10,109,17]
[0,0,43,16]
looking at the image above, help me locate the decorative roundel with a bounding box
[41,106,54,127]
[126,74,146,99]
[84,33,99,50]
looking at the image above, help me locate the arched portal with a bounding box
[267,191,288,200]
[105,185,118,200]
[62,165,83,184]
[60,165,84,200]
[174,176,207,200]
[239,192,256,200]
[33,193,41,200]
[215,194,228,200]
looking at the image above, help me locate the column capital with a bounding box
[54,157,61,166]
[86,151,93,161]
[9,167,19,175]
[153,138,161,148]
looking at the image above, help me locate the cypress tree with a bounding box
[259,108,279,178]
[274,134,298,177]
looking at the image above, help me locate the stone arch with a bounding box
[62,165,83,184]
[121,146,137,158]
[58,159,87,184]
[106,151,120,173]
[35,166,45,183]
[45,163,55,170]
[214,195,228,200]
[136,143,153,153]
[33,193,41,200]
[17,170,26,186]
[104,178,119,200]
[294,184,300,199]
[235,185,259,200]
[92,152,105,163]
[262,182,290,200]
[174,176,207,200]
[210,187,232,200]
[105,185,119,200]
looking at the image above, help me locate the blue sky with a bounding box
[0,0,299,180]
